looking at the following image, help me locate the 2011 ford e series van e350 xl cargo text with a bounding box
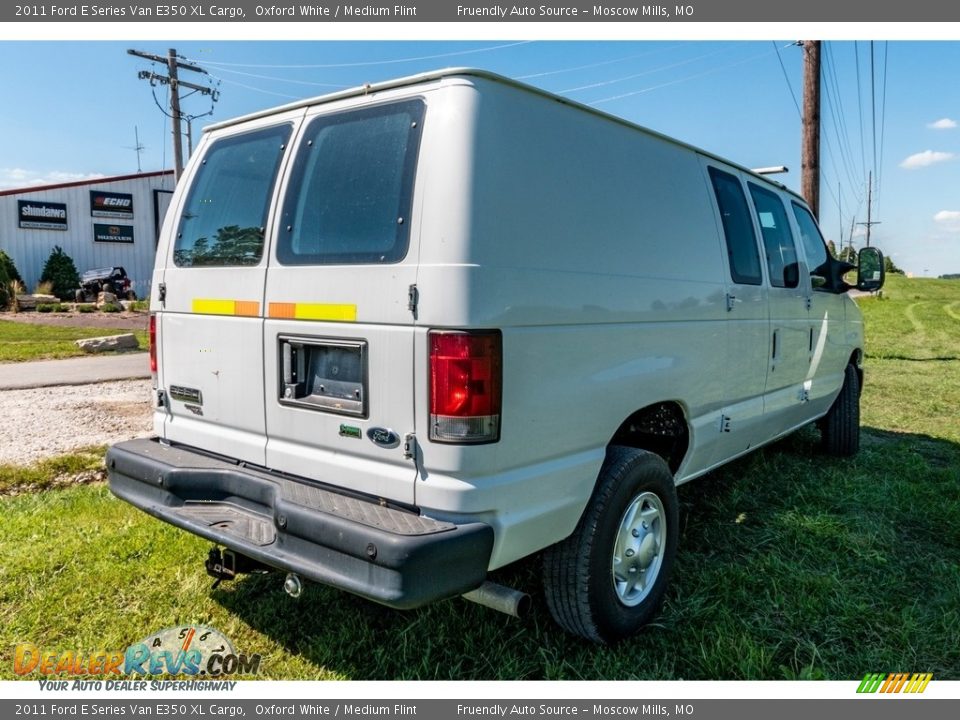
[107,68,886,644]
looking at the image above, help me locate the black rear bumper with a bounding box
[107,438,493,609]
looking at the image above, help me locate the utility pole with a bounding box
[801,40,821,219]
[858,171,881,247]
[128,48,218,181]
[848,216,856,261]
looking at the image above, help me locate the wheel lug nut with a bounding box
[631,529,640,537]
[642,522,648,529]
[625,549,635,557]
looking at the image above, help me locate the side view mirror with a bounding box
[857,247,885,292]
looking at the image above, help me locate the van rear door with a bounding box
[157,117,296,465]
[261,99,426,505]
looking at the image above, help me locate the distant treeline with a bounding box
[940,274,960,280]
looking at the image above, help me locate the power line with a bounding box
[561,45,733,94]
[821,45,863,204]
[187,41,533,70]
[516,44,683,80]
[203,66,349,89]
[773,40,801,117]
[209,75,303,101]
[823,43,864,199]
[853,42,867,181]
[877,42,889,204]
[870,41,878,182]
[589,45,779,105]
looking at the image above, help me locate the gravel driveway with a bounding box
[0,379,153,465]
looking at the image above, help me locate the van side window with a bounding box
[708,167,762,285]
[278,100,424,265]
[791,202,831,277]
[748,184,800,288]
[173,125,291,267]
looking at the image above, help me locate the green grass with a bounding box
[1,275,958,680]
[0,320,148,362]
[0,447,106,495]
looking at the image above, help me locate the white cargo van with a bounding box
[108,68,885,643]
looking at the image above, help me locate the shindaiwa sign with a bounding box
[18,200,68,230]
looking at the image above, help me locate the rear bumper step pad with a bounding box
[107,438,493,609]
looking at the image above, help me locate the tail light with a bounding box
[149,313,157,377]
[429,330,501,443]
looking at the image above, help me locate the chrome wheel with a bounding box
[612,491,665,607]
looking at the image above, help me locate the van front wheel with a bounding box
[820,364,860,457]
[543,446,678,643]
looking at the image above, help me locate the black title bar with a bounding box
[4,0,957,22]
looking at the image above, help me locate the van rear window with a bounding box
[277,100,424,266]
[708,167,762,286]
[173,125,291,267]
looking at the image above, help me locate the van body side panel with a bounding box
[413,78,730,568]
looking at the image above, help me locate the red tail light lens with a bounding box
[429,330,501,443]
[149,313,157,376]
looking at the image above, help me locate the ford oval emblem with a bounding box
[367,427,401,449]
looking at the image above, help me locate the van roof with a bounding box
[204,67,804,203]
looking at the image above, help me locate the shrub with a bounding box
[77,304,96,313]
[6,280,24,312]
[39,246,80,301]
[37,303,64,313]
[0,250,22,284]
[0,262,8,309]
[100,303,122,313]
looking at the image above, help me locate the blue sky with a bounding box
[1,40,958,276]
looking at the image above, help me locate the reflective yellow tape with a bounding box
[268,302,357,322]
[192,299,261,317]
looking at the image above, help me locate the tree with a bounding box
[883,255,905,275]
[39,245,81,301]
[0,250,22,284]
[0,260,8,309]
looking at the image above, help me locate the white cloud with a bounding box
[934,210,960,224]
[928,118,957,130]
[899,150,955,169]
[0,168,104,190]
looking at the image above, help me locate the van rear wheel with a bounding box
[820,364,860,457]
[543,446,678,643]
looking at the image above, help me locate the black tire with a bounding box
[126,290,137,301]
[74,289,84,303]
[543,446,679,644]
[820,363,860,457]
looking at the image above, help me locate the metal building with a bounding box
[0,170,174,298]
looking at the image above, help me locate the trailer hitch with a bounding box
[205,547,270,589]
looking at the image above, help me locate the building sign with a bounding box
[91,190,134,219]
[18,200,67,230]
[94,223,135,244]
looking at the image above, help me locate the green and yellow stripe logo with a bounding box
[857,672,933,694]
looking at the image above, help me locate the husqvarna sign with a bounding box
[18,200,67,230]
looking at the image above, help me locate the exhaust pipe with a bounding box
[283,573,303,598]
[462,581,530,618]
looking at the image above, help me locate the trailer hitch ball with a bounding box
[283,573,303,598]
